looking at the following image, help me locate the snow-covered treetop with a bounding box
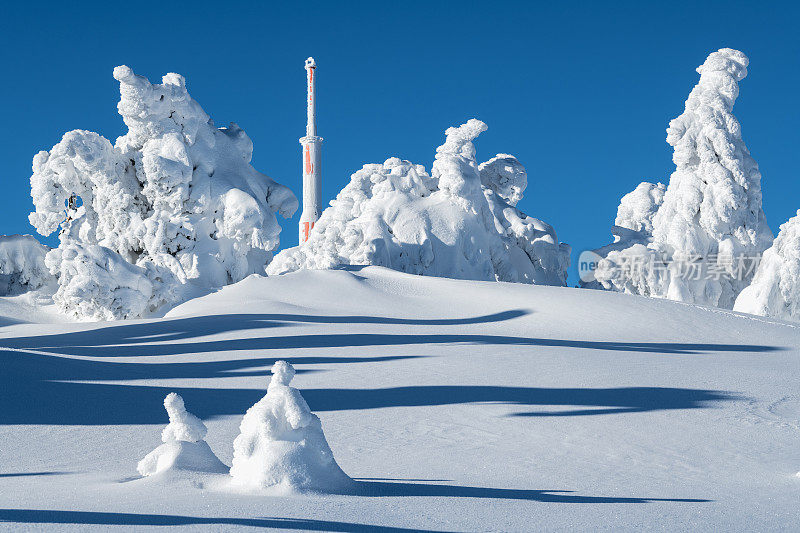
[652,48,771,258]
[478,154,527,207]
[432,119,488,206]
[269,360,296,389]
[161,392,207,443]
[615,182,665,235]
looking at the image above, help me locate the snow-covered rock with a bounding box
[137,393,226,477]
[28,65,297,320]
[590,49,772,307]
[734,211,800,322]
[268,120,569,285]
[230,361,352,493]
[0,235,52,296]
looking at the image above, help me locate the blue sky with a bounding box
[1,0,798,284]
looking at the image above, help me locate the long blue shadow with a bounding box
[352,480,710,503]
[0,349,737,424]
[0,472,71,478]
[1,310,529,350]
[0,509,447,531]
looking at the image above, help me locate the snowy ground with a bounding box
[1,266,799,531]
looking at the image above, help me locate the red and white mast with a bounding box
[299,57,322,243]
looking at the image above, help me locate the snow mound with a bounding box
[28,65,297,320]
[589,49,772,306]
[268,120,569,285]
[734,211,800,322]
[0,235,52,296]
[137,393,226,477]
[230,361,352,493]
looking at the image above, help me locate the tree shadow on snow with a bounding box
[0,509,450,532]
[350,480,710,503]
[1,310,782,358]
[0,310,530,352]
[0,349,739,424]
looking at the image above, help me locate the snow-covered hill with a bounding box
[1,267,799,531]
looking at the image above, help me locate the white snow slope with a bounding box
[1,266,799,531]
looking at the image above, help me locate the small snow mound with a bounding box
[230,360,352,493]
[137,393,226,477]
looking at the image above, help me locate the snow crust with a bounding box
[230,361,352,493]
[268,120,569,286]
[591,49,772,307]
[137,393,226,477]
[734,211,800,321]
[28,65,296,320]
[0,235,52,296]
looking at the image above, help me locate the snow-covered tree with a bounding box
[137,393,226,477]
[28,66,297,320]
[230,361,351,492]
[0,235,52,296]
[734,211,800,321]
[591,49,772,307]
[268,119,570,285]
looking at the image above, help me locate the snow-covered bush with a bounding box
[268,119,570,285]
[28,65,297,319]
[0,235,52,295]
[589,49,772,307]
[230,361,351,493]
[733,211,800,322]
[138,393,226,477]
[46,241,176,321]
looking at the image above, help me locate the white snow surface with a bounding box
[592,49,772,307]
[1,266,799,530]
[229,361,352,493]
[27,65,297,320]
[137,393,226,477]
[268,120,570,286]
[734,210,800,322]
[0,234,52,296]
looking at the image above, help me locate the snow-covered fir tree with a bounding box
[592,48,772,307]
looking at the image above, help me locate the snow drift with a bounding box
[137,393,226,477]
[589,49,772,307]
[28,65,297,320]
[268,120,569,285]
[0,235,52,296]
[230,361,352,493]
[733,211,800,322]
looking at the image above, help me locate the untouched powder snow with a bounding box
[137,393,227,477]
[27,65,297,320]
[734,210,800,321]
[591,49,772,306]
[230,361,352,493]
[268,119,569,286]
[1,267,800,530]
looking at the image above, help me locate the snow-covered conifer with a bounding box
[28,66,297,320]
[590,49,772,306]
[734,211,800,321]
[268,120,569,285]
[0,235,52,296]
[137,393,226,477]
[230,361,351,493]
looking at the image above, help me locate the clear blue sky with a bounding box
[2,0,798,284]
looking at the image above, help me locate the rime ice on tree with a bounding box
[230,361,351,493]
[268,119,570,286]
[28,65,297,320]
[591,49,772,307]
[137,393,226,477]
[734,211,800,322]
